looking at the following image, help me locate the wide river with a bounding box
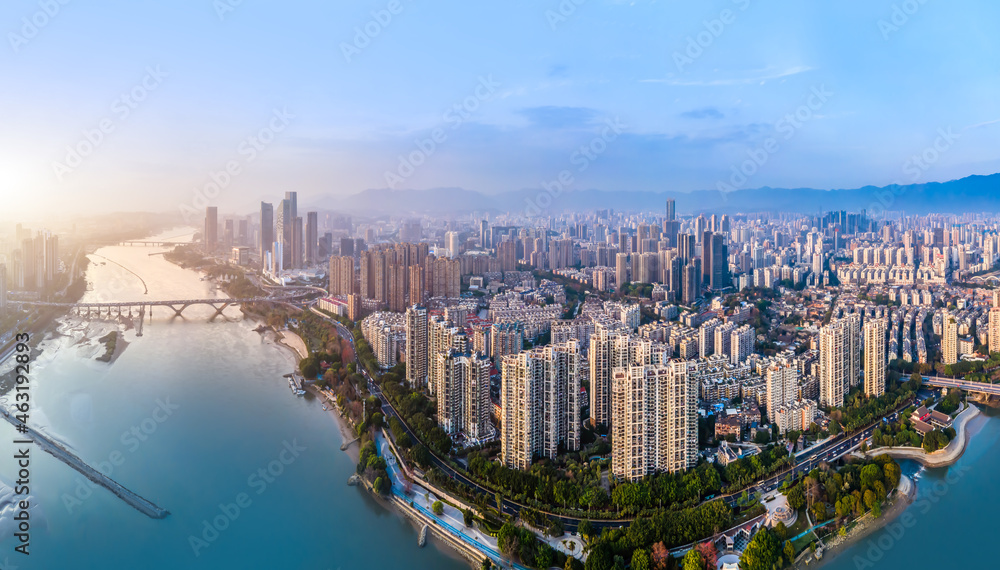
[0,229,465,569]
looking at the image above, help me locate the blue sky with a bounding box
[2,0,999,217]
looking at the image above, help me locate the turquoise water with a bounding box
[822,407,1000,570]
[0,230,465,569]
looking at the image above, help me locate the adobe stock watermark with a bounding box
[340,0,409,63]
[868,126,959,217]
[179,107,294,222]
[673,0,752,72]
[878,0,932,41]
[51,66,169,181]
[546,0,588,31]
[61,397,180,514]
[523,117,627,217]
[7,0,72,53]
[213,0,248,21]
[716,84,833,192]
[188,439,306,557]
[852,464,970,569]
[383,75,500,188]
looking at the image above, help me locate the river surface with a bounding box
[0,229,465,569]
[823,406,1000,570]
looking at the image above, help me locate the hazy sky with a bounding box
[2,0,999,218]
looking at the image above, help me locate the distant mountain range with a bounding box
[311,173,1000,218]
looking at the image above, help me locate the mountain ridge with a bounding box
[310,173,1000,217]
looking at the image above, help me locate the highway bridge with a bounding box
[16,288,318,319]
[117,240,189,247]
[922,375,1000,396]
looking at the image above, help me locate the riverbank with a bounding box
[276,329,309,361]
[865,404,981,467]
[795,474,916,569]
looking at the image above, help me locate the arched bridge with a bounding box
[968,274,1000,286]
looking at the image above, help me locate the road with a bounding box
[312,308,905,533]
[922,375,1000,396]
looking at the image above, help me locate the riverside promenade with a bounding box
[0,408,169,519]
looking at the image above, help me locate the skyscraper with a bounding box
[445,231,461,259]
[666,198,675,221]
[204,207,218,254]
[277,198,291,269]
[989,302,1000,355]
[329,256,354,296]
[501,341,581,470]
[864,319,887,398]
[615,253,628,290]
[610,362,697,482]
[305,211,318,265]
[405,305,428,388]
[765,363,798,416]
[943,313,958,365]
[435,350,491,440]
[292,216,304,270]
[709,233,730,290]
[260,202,273,268]
[0,264,7,313]
[819,315,860,408]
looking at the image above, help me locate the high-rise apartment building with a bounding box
[405,305,428,388]
[427,315,467,396]
[765,363,798,417]
[501,341,582,470]
[990,304,1000,355]
[615,253,629,290]
[610,362,697,481]
[819,315,860,407]
[490,322,523,360]
[943,313,958,365]
[730,324,754,364]
[864,319,887,397]
[329,256,354,296]
[436,350,491,440]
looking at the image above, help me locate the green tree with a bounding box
[432,501,444,516]
[463,508,474,527]
[786,484,806,510]
[585,543,613,570]
[783,540,795,564]
[632,549,651,570]
[681,549,703,570]
[578,519,594,538]
[535,543,554,569]
[740,528,780,570]
[498,523,520,559]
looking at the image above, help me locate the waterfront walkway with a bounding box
[375,432,579,569]
[0,408,169,519]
